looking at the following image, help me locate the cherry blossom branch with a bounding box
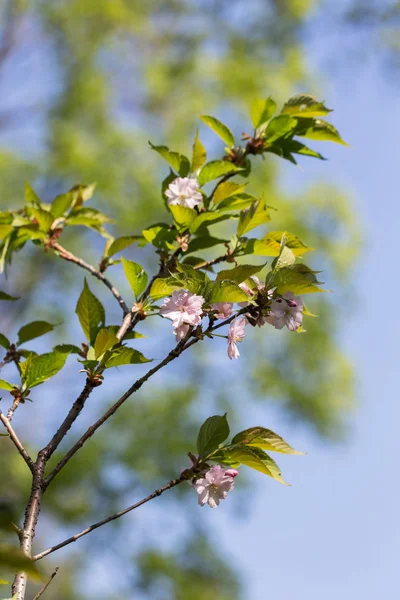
[32,567,59,600]
[193,255,231,270]
[33,473,188,562]
[50,242,130,316]
[0,411,34,473]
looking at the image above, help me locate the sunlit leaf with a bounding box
[106,236,143,257]
[121,258,148,299]
[75,279,105,344]
[237,197,271,237]
[282,94,332,117]
[200,115,235,147]
[232,427,304,454]
[213,181,247,205]
[94,328,119,359]
[198,161,241,187]
[20,351,68,391]
[250,97,277,129]
[104,347,151,368]
[149,143,190,177]
[197,414,230,459]
[216,264,265,284]
[17,321,55,345]
[191,130,207,173]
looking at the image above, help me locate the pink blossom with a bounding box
[238,276,265,307]
[160,290,204,340]
[193,465,239,508]
[265,291,303,331]
[227,316,247,359]
[165,177,203,209]
[211,302,233,320]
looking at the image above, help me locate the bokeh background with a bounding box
[0,1,399,599]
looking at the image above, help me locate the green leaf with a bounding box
[94,328,119,359]
[69,183,96,207]
[30,207,54,233]
[216,264,265,284]
[219,446,288,484]
[106,236,142,257]
[0,544,42,581]
[51,192,74,218]
[208,281,249,303]
[149,143,190,177]
[25,182,41,207]
[237,197,271,237]
[0,290,19,301]
[198,161,241,187]
[273,264,326,295]
[75,279,106,344]
[17,321,55,345]
[213,181,247,205]
[20,351,68,391]
[15,225,47,241]
[196,414,230,459]
[121,258,148,299]
[245,231,313,257]
[0,379,15,391]
[53,344,81,354]
[281,94,332,118]
[0,226,13,241]
[169,205,198,229]
[187,236,228,254]
[250,97,277,129]
[296,118,348,145]
[189,212,235,233]
[67,207,113,226]
[149,277,184,300]
[0,334,10,349]
[217,194,257,213]
[105,326,145,340]
[232,427,304,454]
[191,130,207,173]
[264,115,297,143]
[104,347,151,368]
[142,225,177,250]
[200,115,235,147]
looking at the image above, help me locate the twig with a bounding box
[7,397,20,421]
[193,255,229,270]
[0,412,34,473]
[51,242,130,316]
[33,475,187,562]
[32,567,59,600]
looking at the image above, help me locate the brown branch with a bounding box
[32,567,59,600]
[193,255,230,270]
[51,242,130,316]
[33,474,188,562]
[7,396,20,421]
[0,411,34,473]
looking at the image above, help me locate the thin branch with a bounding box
[0,411,34,473]
[7,396,20,421]
[51,242,130,316]
[193,255,230,270]
[33,475,187,562]
[32,567,59,600]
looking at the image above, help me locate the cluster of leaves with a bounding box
[195,414,303,486]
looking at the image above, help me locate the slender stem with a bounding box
[33,475,187,562]
[32,567,59,600]
[193,255,229,270]
[50,242,130,316]
[0,412,35,473]
[7,396,20,421]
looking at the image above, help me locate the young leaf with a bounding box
[216,264,265,284]
[213,181,247,205]
[191,130,207,173]
[75,279,105,344]
[53,344,82,354]
[222,445,288,484]
[264,115,297,143]
[149,143,190,177]
[189,212,235,233]
[0,225,13,241]
[94,328,119,359]
[208,281,249,303]
[250,97,277,129]
[121,258,148,299]
[273,264,326,295]
[30,207,54,233]
[0,291,19,301]
[169,205,197,230]
[198,161,241,187]
[197,414,230,459]
[25,182,41,208]
[0,379,16,391]
[298,118,348,145]
[149,277,184,300]
[17,321,55,345]
[282,94,332,118]
[200,115,235,147]
[51,192,74,218]
[20,350,68,390]
[232,427,304,454]
[106,236,142,257]
[187,235,228,254]
[245,231,313,257]
[104,347,151,368]
[67,207,113,226]
[237,197,271,237]
[105,326,145,340]
[0,333,10,349]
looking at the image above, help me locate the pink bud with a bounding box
[225,469,239,478]
[287,299,297,307]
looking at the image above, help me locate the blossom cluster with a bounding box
[192,464,238,508]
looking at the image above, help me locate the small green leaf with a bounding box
[250,97,277,129]
[216,264,265,284]
[142,225,177,250]
[149,143,190,177]
[200,115,235,147]
[213,181,247,205]
[0,291,19,301]
[187,236,228,254]
[273,264,326,295]
[25,182,41,207]
[75,279,105,344]
[296,118,348,145]
[0,226,13,241]
[17,321,55,345]
[104,347,151,368]
[245,231,313,257]
[16,225,47,241]
[94,328,119,359]
[121,258,148,299]
[169,205,198,229]
[265,115,297,143]
[30,207,54,233]
[197,414,230,458]
[208,281,249,303]
[69,183,96,207]
[237,197,271,237]
[51,192,74,219]
[53,344,81,354]
[105,326,145,340]
[20,350,68,391]
[217,194,257,213]
[281,94,332,118]
[189,212,235,233]
[149,277,184,300]
[67,207,113,226]
[106,236,142,257]
[0,379,15,391]
[191,130,207,173]
[198,161,241,187]
[232,427,304,455]
[221,445,288,485]
[0,334,10,349]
